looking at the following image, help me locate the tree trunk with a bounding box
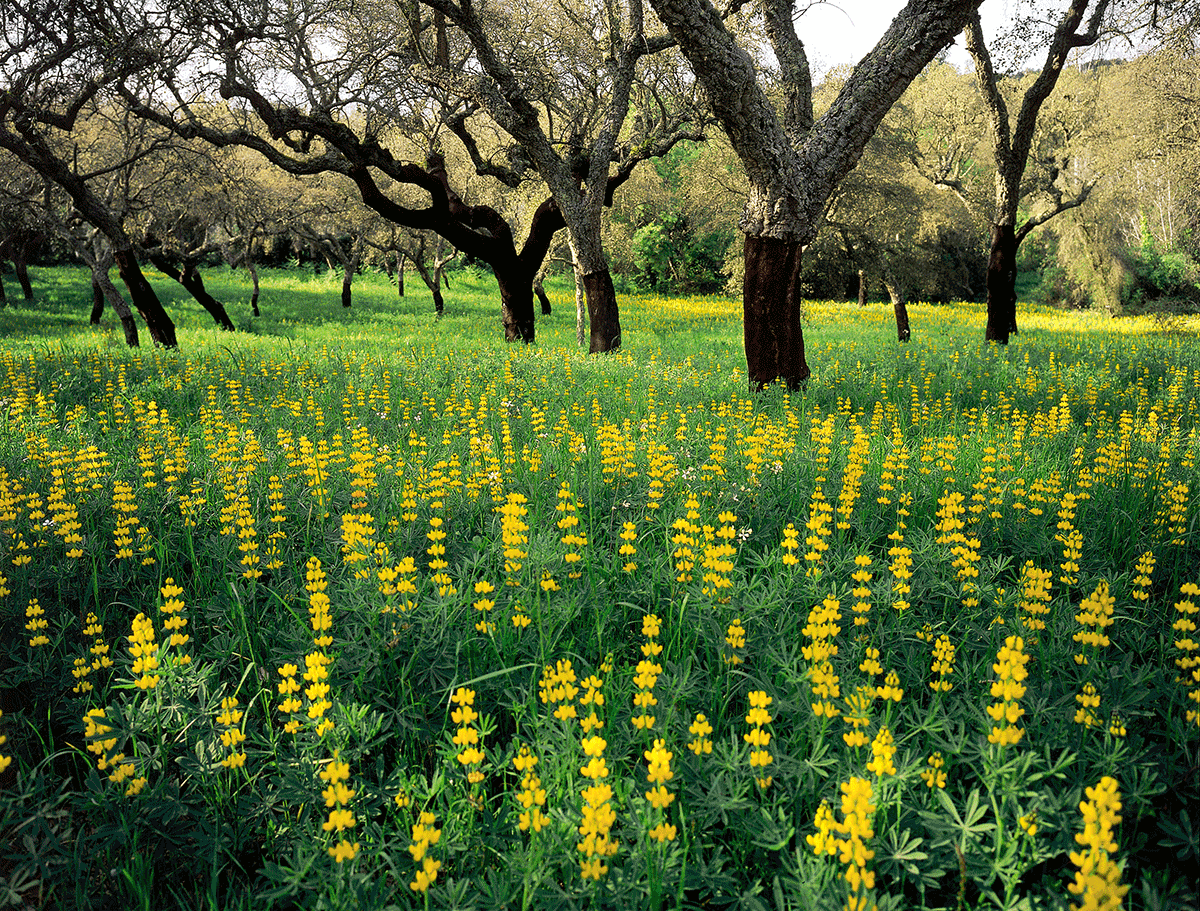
[583,270,621,353]
[114,247,177,347]
[341,257,356,308]
[248,256,261,316]
[567,238,586,346]
[95,267,139,346]
[743,234,809,389]
[396,251,405,298]
[182,260,236,329]
[148,252,236,330]
[985,222,1018,344]
[90,277,103,323]
[535,282,551,316]
[13,250,33,300]
[885,281,911,342]
[496,268,535,341]
[857,269,867,306]
[534,257,552,315]
[0,266,7,306]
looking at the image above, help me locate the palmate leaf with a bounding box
[922,786,995,849]
[877,827,934,879]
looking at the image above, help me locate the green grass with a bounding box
[0,264,1198,910]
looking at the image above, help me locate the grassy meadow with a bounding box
[0,264,1199,910]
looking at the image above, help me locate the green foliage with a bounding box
[630,214,732,294]
[0,267,1198,910]
[1122,217,1200,311]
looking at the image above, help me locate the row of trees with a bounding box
[2,0,1197,384]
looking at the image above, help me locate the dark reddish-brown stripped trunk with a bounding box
[583,270,621,353]
[497,270,535,341]
[743,235,809,390]
[984,223,1018,344]
[91,262,140,345]
[895,301,911,342]
[885,283,911,342]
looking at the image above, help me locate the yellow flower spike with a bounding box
[920,753,947,790]
[1067,777,1128,911]
[688,713,714,755]
[987,636,1030,747]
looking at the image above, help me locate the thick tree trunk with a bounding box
[857,269,867,306]
[583,270,621,353]
[114,247,177,347]
[985,223,1018,344]
[885,281,911,342]
[0,267,7,306]
[497,268,535,341]
[743,234,809,389]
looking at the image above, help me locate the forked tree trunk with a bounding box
[90,250,140,345]
[413,254,449,318]
[182,260,235,329]
[114,247,177,347]
[985,222,1018,344]
[98,273,140,346]
[743,235,809,389]
[885,281,911,342]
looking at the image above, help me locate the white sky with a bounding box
[792,1,1014,73]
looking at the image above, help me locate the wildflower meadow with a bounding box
[1,266,1198,910]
